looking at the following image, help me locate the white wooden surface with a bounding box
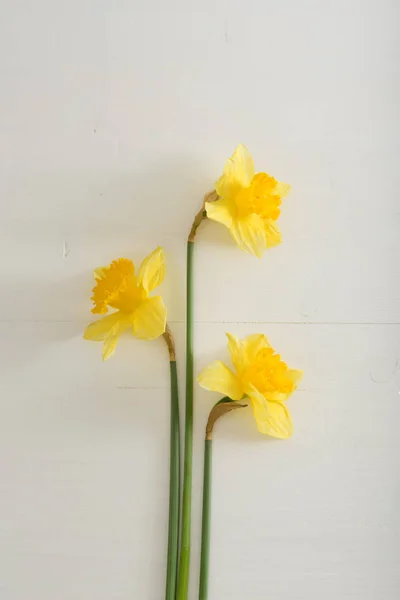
[0,1,399,599]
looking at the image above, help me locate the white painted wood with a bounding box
[0,1,398,599]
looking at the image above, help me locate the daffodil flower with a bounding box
[205,144,291,258]
[198,333,303,438]
[178,145,294,600]
[84,246,167,360]
[84,246,181,600]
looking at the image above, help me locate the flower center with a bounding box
[235,173,282,221]
[242,347,294,395]
[91,258,145,314]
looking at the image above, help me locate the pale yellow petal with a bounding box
[138,246,165,294]
[215,144,254,198]
[242,333,271,365]
[263,390,290,403]
[274,181,291,198]
[94,266,108,280]
[84,312,121,341]
[205,197,235,228]
[287,369,303,389]
[229,144,255,187]
[246,385,270,430]
[264,219,282,247]
[230,214,267,258]
[198,360,244,401]
[247,385,293,438]
[84,313,132,360]
[226,333,243,371]
[102,334,118,360]
[133,295,167,340]
[260,401,293,438]
[101,317,132,361]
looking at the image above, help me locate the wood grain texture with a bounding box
[0,1,399,599]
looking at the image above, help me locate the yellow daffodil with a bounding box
[205,144,291,258]
[84,247,167,360]
[198,333,303,438]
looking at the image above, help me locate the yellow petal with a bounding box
[274,181,291,198]
[226,333,244,371]
[138,246,165,294]
[198,360,244,401]
[133,295,167,340]
[242,333,271,365]
[215,144,254,199]
[102,317,132,361]
[230,214,267,258]
[84,312,122,341]
[205,197,235,228]
[264,219,282,247]
[247,385,293,438]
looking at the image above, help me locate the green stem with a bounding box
[165,359,181,600]
[199,439,212,600]
[176,241,195,600]
[198,399,246,600]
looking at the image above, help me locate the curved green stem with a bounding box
[199,439,212,600]
[165,359,180,600]
[176,241,194,600]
